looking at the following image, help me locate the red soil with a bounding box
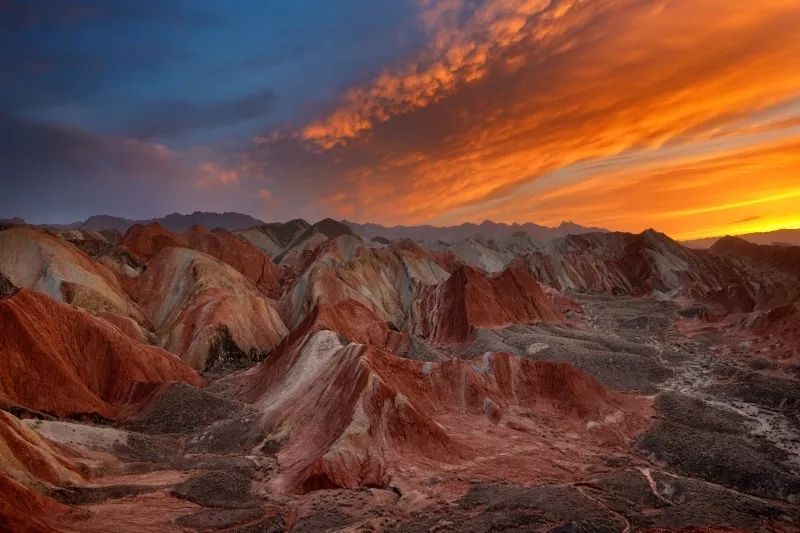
[0,411,80,532]
[415,263,562,345]
[0,289,202,419]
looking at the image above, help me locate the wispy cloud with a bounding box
[241,0,800,238]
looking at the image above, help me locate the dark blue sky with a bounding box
[2,0,421,147]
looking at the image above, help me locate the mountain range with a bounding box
[1,213,798,530]
[682,227,800,248]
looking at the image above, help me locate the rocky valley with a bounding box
[0,218,798,532]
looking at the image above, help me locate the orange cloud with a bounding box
[255,0,800,239]
[197,161,239,187]
[299,0,578,148]
[256,188,273,200]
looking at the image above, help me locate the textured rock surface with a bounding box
[0,289,201,418]
[2,221,799,531]
[0,227,147,324]
[243,331,649,493]
[131,247,287,370]
[121,222,283,298]
[414,263,562,346]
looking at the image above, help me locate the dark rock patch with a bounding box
[0,271,17,298]
[205,324,269,373]
[292,508,357,533]
[124,382,248,434]
[186,413,262,454]
[589,469,790,531]
[709,372,800,415]
[171,468,257,509]
[638,420,800,500]
[457,484,623,532]
[175,507,265,530]
[654,391,748,434]
[227,514,286,533]
[51,484,162,505]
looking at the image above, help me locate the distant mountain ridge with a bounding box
[683,228,800,248]
[63,211,267,232]
[3,212,607,242]
[344,220,608,243]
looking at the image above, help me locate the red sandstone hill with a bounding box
[414,263,563,346]
[242,331,648,493]
[0,471,67,532]
[712,236,800,280]
[0,289,201,419]
[183,225,283,298]
[130,246,287,370]
[280,236,451,332]
[118,222,183,263]
[119,222,283,298]
[0,410,83,531]
[0,226,148,326]
[527,229,746,296]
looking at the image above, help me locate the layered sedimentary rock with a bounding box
[527,229,745,296]
[712,236,800,279]
[131,247,287,370]
[120,223,283,298]
[243,331,648,493]
[710,237,800,359]
[118,222,183,263]
[280,237,450,331]
[0,227,147,325]
[0,410,83,490]
[236,219,311,257]
[0,289,201,419]
[183,225,283,298]
[414,263,562,346]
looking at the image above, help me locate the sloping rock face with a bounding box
[236,219,311,257]
[0,289,201,419]
[0,410,83,490]
[414,264,563,346]
[118,222,183,263]
[431,238,514,274]
[0,471,68,533]
[280,237,450,331]
[120,223,283,298]
[289,299,404,350]
[0,227,147,325]
[183,225,283,298]
[710,237,800,359]
[243,331,648,493]
[712,236,800,279]
[275,218,362,267]
[131,247,287,370]
[527,229,746,297]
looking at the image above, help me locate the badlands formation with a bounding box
[0,217,798,531]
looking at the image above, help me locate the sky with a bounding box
[1,0,799,239]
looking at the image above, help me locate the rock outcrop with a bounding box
[0,289,201,419]
[131,247,287,370]
[414,264,562,346]
[243,331,648,493]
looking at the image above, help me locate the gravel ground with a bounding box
[124,382,251,434]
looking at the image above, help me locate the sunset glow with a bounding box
[3,0,800,239]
